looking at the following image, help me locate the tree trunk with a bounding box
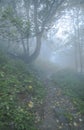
[26,38,29,56]
[21,36,27,55]
[24,0,30,56]
[76,9,83,73]
[8,0,42,63]
[27,34,42,63]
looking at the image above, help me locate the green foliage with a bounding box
[11,17,23,27]
[24,20,31,37]
[0,51,8,65]
[1,6,13,19]
[53,69,84,114]
[0,51,45,130]
[64,112,74,122]
[1,6,31,40]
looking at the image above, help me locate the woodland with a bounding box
[0,0,84,130]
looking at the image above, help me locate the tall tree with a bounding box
[0,0,65,63]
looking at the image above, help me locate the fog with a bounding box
[0,0,84,75]
[0,1,84,130]
[35,24,84,75]
[34,6,84,75]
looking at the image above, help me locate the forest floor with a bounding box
[0,51,84,130]
[37,75,84,130]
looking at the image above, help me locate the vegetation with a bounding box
[0,0,84,129]
[52,69,84,114]
[0,0,65,63]
[0,50,45,130]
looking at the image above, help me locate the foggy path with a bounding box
[38,76,84,130]
[1,0,84,130]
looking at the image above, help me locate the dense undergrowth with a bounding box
[0,50,45,130]
[52,69,84,114]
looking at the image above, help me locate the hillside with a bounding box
[0,51,45,130]
[0,51,84,130]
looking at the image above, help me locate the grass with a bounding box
[0,50,45,130]
[52,69,84,114]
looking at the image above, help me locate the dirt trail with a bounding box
[38,77,84,130]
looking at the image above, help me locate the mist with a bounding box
[35,39,75,75]
[0,0,84,130]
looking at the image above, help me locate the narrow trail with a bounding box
[38,76,84,130]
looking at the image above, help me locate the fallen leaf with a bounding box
[73,122,78,127]
[28,101,34,108]
[79,118,82,122]
[28,85,33,89]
